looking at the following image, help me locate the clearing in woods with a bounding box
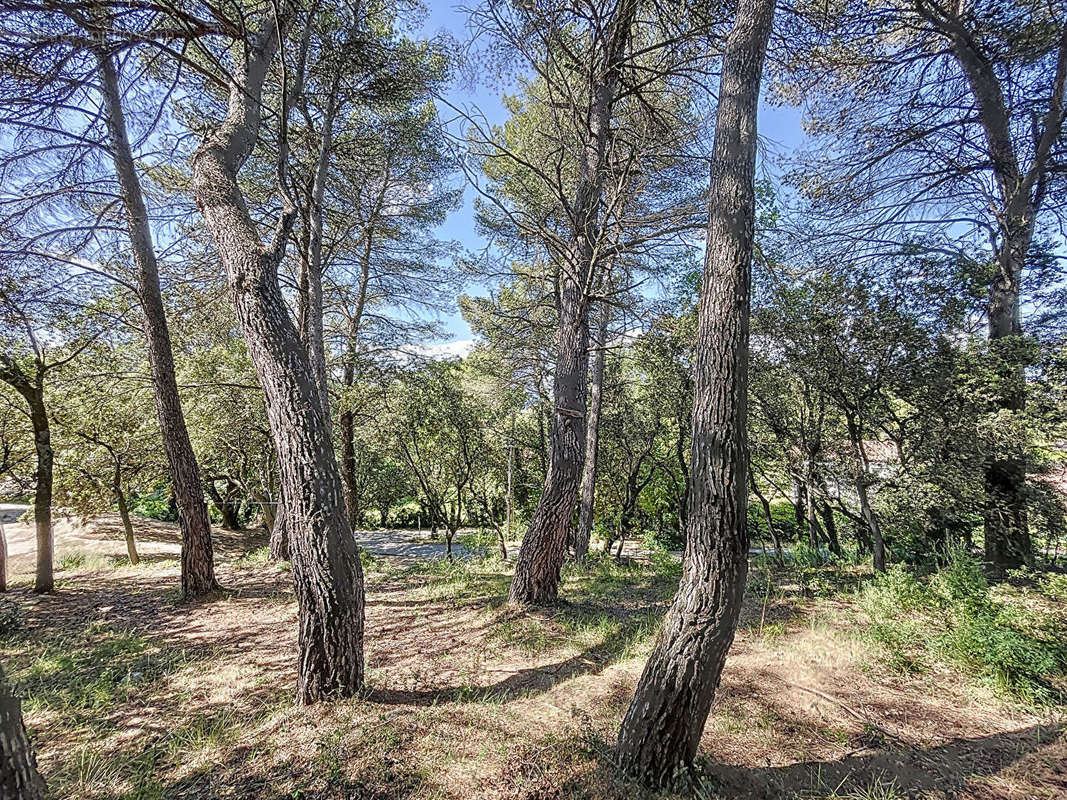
[5,515,1065,800]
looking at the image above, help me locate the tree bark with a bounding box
[113,472,139,566]
[574,306,608,560]
[191,12,364,703]
[204,480,239,531]
[819,499,842,558]
[339,235,373,531]
[301,89,340,425]
[509,287,588,603]
[96,49,217,597]
[509,0,637,605]
[269,494,290,562]
[675,404,690,539]
[0,662,45,800]
[26,390,52,594]
[339,408,360,528]
[0,523,7,593]
[615,0,775,782]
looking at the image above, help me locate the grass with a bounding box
[11,624,200,725]
[9,521,1067,800]
[58,550,121,572]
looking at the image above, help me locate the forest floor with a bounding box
[4,516,1066,800]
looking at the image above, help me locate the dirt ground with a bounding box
[5,516,1065,800]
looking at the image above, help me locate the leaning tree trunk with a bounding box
[0,355,55,593]
[509,286,589,603]
[848,420,886,572]
[574,306,608,560]
[508,0,637,605]
[615,0,775,783]
[113,472,139,566]
[749,473,783,564]
[819,500,842,558]
[191,13,364,703]
[96,50,217,597]
[204,481,238,531]
[0,662,45,800]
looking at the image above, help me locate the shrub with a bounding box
[858,551,1067,705]
[128,488,178,522]
[1038,572,1067,604]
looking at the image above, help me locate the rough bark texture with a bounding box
[191,14,364,703]
[509,0,636,605]
[574,307,608,560]
[509,287,589,603]
[615,0,775,782]
[0,663,45,800]
[96,50,217,597]
[269,495,291,562]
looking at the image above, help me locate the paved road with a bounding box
[0,504,28,525]
[355,530,476,560]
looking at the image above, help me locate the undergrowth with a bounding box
[858,550,1067,706]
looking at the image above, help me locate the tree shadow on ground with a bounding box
[702,723,1065,799]
[367,602,655,706]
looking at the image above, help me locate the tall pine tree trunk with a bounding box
[96,50,217,597]
[915,4,1067,571]
[509,0,637,605]
[983,223,1031,570]
[510,286,588,602]
[191,12,364,703]
[574,305,608,560]
[615,0,775,781]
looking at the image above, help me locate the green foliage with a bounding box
[1038,572,1067,604]
[859,552,1067,705]
[128,488,178,522]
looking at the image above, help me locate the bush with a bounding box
[1038,572,1067,604]
[458,528,504,560]
[128,488,178,522]
[748,499,801,543]
[858,551,1067,705]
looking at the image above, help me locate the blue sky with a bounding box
[417,2,807,345]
